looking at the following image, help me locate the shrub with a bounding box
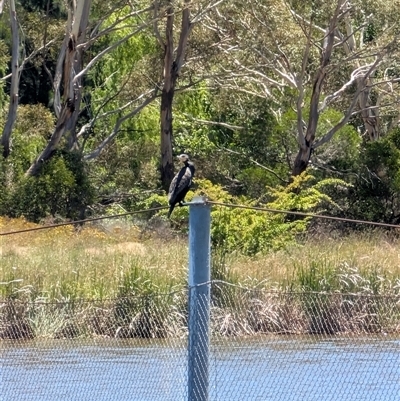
[206,173,347,255]
[343,128,400,223]
[9,152,94,222]
[142,172,348,255]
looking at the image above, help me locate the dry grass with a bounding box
[1,218,400,339]
[0,217,188,300]
[226,231,400,291]
[1,218,400,300]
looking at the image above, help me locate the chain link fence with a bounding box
[2,285,399,401]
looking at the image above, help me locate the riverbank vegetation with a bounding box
[2,215,400,301]
[1,216,399,339]
[0,0,400,227]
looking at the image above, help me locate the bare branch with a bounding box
[152,0,165,49]
[351,101,400,117]
[190,0,226,24]
[175,0,192,73]
[319,63,375,112]
[314,54,385,148]
[82,6,153,50]
[84,91,158,160]
[296,16,313,148]
[73,19,153,84]
[218,147,289,184]
[249,50,297,88]
[288,8,331,36]
[53,7,73,117]
[232,58,293,88]
[77,70,140,144]
[304,3,341,147]
[0,40,56,82]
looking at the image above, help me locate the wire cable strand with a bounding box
[0,206,169,236]
[2,200,400,236]
[206,201,400,229]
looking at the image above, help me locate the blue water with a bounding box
[1,336,399,401]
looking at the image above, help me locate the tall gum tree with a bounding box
[293,0,400,175]
[26,0,92,176]
[207,0,400,177]
[0,1,58,157]
[155,0,193,189]
[0,0,19,158]
[24,1,158,176]
[154,0,227,190]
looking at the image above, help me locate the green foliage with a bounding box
[85,8,160,195]
[8,104,54,174]
[215,95,290,163]
[346,129,400,222]
[174,86,217,157]
[237,167,274,198]
[88,134,161,213]
[174,90,295,197]
[314,108,361,170]
[142,173,348,256]
[9,152,94,222]
[210,173,348,256]
[3,4,65,106]
[268,173,347,212]
[0,40,9,108]
[0,104,56,216]
[0,173,8,214]
[88,6,158,122]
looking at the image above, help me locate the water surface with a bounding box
[2,335,399,400]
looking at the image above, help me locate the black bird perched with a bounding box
[167,154,195,218]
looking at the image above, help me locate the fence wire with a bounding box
[1,287,399,401]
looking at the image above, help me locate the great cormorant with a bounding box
[167,154,195,218]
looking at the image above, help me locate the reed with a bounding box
[1,218,399,339]
[225,231,400,294]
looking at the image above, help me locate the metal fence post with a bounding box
[188,196,211,401]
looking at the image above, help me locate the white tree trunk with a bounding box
[1,0,19,158]
[292,1,345,176]
[27,0,92,176]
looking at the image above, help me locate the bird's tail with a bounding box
[167,204,175,218]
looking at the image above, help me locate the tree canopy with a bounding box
[0,0,399,233]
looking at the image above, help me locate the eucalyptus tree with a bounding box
[293,0,399,175]
[0,1,161,177]
[207,0,400,176]
[1,0,66,160]
[1,0,228,189]
[0,0,19,158]
[26,0,162,176]
[153,0,227,189]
